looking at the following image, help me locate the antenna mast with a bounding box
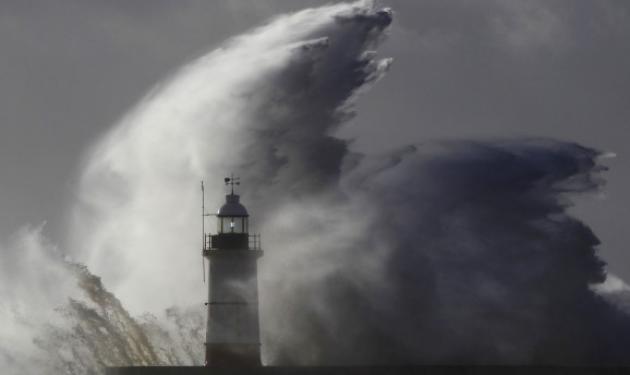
[201,181,206,283]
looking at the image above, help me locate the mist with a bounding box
[0,1,628,373]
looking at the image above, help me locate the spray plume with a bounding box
[0,1,629,373]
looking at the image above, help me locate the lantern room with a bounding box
[217,194,249,234]
[204,176,258,251]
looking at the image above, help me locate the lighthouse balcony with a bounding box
[204,233,262,251]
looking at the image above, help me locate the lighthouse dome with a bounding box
[217,194,249,217]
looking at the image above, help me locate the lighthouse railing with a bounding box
[204,234,211,251]
[249,234,262,250]
[203,233,261,251]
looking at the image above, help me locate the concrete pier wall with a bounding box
[106,366,629,375]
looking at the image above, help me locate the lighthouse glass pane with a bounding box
[221,218,231,233]
[218,217,247,233]
[232,217,244,233]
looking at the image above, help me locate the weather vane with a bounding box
[224,174,240,194]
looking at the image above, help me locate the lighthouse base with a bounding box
[205,343,261,367]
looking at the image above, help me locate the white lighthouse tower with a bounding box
[202,176,263,366]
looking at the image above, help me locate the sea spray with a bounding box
[69,0,392,316]
[35,264,204,371]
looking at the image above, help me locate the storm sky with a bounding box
[1,0,629,282]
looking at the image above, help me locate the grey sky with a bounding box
[1,1,628,279]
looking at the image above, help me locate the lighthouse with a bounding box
[202,176,263,367]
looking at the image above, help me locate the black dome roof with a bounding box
[217,194,248,217]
